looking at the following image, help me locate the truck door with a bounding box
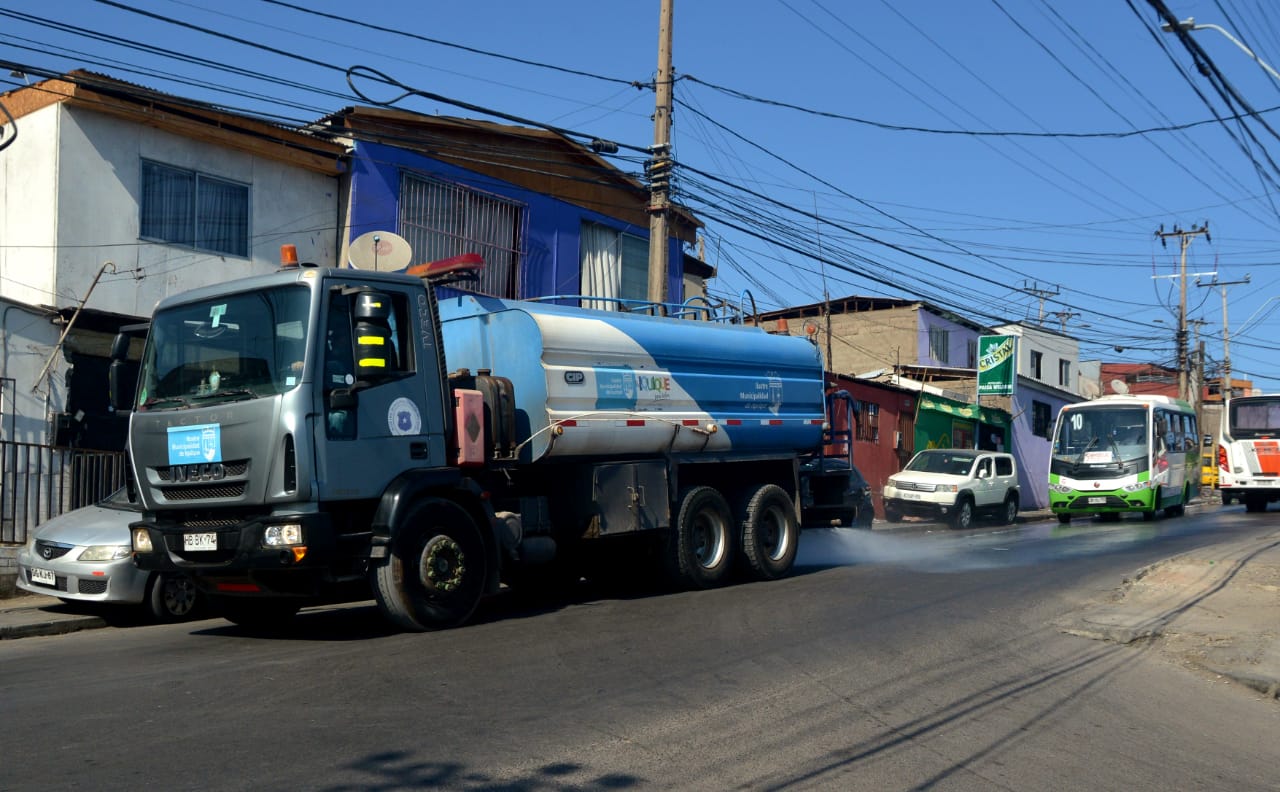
[312,284,449,502]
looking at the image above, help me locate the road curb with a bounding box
[0,613,108,640]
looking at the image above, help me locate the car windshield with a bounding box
[135,286,311,410]
[905,451,975,475]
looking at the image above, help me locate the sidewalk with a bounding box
[0,593,108,640]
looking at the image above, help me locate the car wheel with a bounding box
[147,573,203,622]
[950,498,974,530]
[885,505,903,523]
[999,496,1018,525]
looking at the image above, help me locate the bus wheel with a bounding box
[667,486,735,589]
[737,484,798,581]
[373,498,487,631]
[1143,488,1161,520]
[1221,491,1232,506]
[1245,494,1268,513]
[1057,513,1071,525]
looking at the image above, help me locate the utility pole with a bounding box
[1197,274,1250,400]
[1021,281,1059,325]
[1049,310,1081,332]
[1154,222,1211,402]
[646,0,674,307]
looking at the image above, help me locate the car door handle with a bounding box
[410,442,428,459]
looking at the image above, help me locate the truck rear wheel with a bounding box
[666,486,734,589]
[374,498,487,631]
[737,484,798,581]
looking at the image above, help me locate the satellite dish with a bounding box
[1111,379,1130,395]
[348,231,412,272]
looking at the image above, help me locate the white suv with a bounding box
[882,449,1020,529]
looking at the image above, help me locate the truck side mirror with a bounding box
[108,323,148,412]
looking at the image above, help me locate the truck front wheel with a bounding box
[374,498,487,631]
[666,486,734,589]
[737,484,798,581]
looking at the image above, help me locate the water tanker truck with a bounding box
[118,249,863,631]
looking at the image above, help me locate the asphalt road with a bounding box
[2,508,1277,791]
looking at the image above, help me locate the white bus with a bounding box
[1217,395,1280,512]
[1049,394,1198,523]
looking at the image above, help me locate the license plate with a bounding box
[903,492,921,500]
[1088,497,1106,505]
[184,532,217,551]
[30,567,56,586]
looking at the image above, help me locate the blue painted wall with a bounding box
[347,140,680,300]
[1011,379,1072,509]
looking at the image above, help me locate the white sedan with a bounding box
[17,488,204,622]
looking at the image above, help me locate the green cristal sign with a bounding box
[977,335,1016,396]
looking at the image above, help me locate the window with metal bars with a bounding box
[856,400,880,443]
[398,172,526,298]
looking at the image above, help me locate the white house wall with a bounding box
[4,104,338,321]
[0,298,62,444]
[0,106,59,305]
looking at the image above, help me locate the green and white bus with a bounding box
[1048,394,1198,523]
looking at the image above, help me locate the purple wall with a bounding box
[916,310,980,367]
[1011,379,1072,509]
[347,140,681,300]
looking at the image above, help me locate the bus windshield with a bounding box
[135,286,311,410]
[1228,397,1280,439]
[1053,406,1149,464]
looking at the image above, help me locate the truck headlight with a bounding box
[78,545,131,562]
[132,528,153,553]
[1123,481,1151,492]
[1049,483,1072,494]
[264,523,304,547]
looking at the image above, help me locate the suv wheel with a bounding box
[950,497,974,530]
[999,496,1018,525]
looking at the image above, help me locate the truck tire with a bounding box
[737,484,798,581]
[215,597,300,631]
[373,498,487,631]
[666,486,734,589]
[949,497,974,530]
[1245,494,1268,513]
[146,573,203,623]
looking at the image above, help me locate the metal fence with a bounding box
[0,441,127,544]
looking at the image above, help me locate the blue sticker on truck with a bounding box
[167,423,223,465]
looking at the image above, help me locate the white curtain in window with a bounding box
[580,222,621,311]
[141,163,195,246]
[198,177,249,257]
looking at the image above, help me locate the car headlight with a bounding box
[263,523,304,547]
[78,544,131,562]
[939,484,958,493]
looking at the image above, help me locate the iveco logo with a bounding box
[173,463,226,482]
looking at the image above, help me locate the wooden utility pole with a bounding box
[1154,223,1211,402]
[647,0,674,306]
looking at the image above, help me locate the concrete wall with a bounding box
[0,298,63,444]
[822,305,919,376]
[997,322,1081,395]
[918,310,980,368]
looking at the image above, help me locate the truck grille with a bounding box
[162,482,247,501]
[156,459,249,481]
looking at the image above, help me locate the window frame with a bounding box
[139,159,250,258]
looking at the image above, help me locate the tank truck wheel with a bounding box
[146,573,204,622]
[737,484,799,581]
[666,486,735,589]
[373,498,487,631]
[215,597,300,631]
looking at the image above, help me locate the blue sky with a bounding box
[3,0,1279,389]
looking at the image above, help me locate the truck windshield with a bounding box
[135,286,311,410]
[1228,397,1280,439]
